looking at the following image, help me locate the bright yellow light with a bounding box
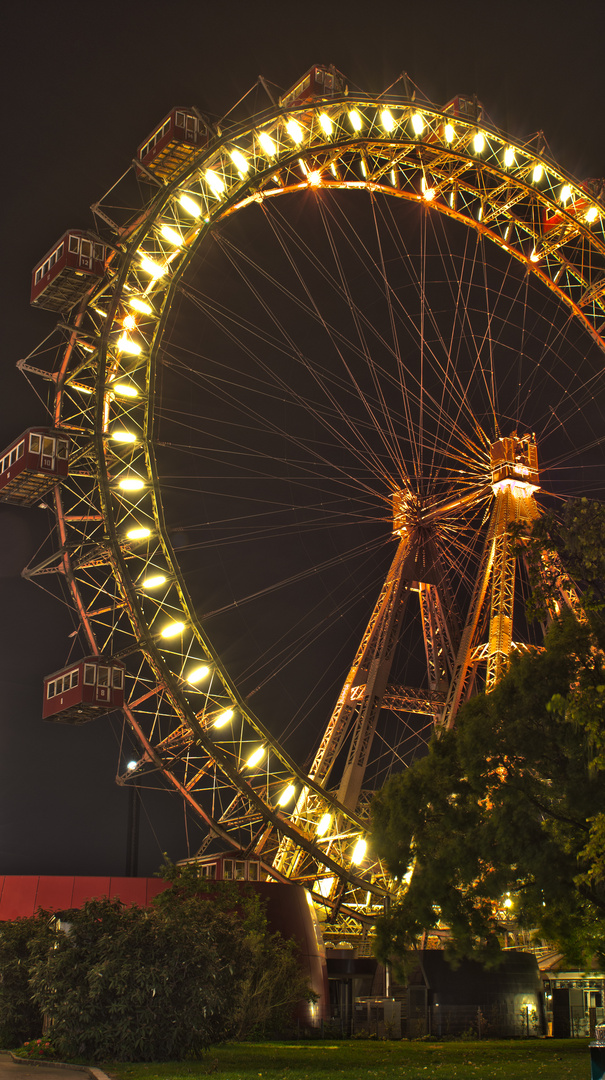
[532,163,543,183]
[349,110,362,131]
[140,574,167,589]
[188,664,210,684]
[179,194,201,217]
[585,206,599,223]
[140,255,166,278]
[444,123,455,143]
[423,187,435,202]
[351,837,367,865]
[560,184,572,203]
[316,812,332,837]
[411,113,424,135]
[111,430,136,443]
[380,109,395,132]
[529,249,540,262]
[477,204,483,221]
[307,170,321,186]
[504,146,515,168]
[205,168,225,195]
[214,707,235,728]
[503,897,513,909]
[129,297,153,315]
[160,621,185,638]
[122,313,137,330]
[473,131,485,153]
[277,784,295,807]
[118,477,145,491]
[286,119,304,144]
[126,526,151,540]
[160,224,182,247]
[229,149,249,174]
[117,334,142,355]
[113,383,139,398]
[319,113,333,136]
[258,131,277,156]
[246,745,265,768]
[317,876,334,898]
[360,158,367,178]
[72,383,93,394]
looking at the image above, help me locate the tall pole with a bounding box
[126,780,140,877]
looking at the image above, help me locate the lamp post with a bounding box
[125,761,140,877]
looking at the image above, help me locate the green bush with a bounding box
[19,868,312,1061]
[28,896,229,1060]
[0,916,51,1047]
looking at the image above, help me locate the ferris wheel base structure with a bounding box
[5,62,603,935]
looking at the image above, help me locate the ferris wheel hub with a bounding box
[490,434,539,489]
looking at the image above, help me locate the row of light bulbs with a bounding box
[102,114,600,344]
[128,133,599,296]
[117,564,369,861]
[83,183,371,873]
[124,618,369,862]
[170,111,597,220]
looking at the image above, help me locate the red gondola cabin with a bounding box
[136,108,210,181]
[442,94,484,122]
[189,853,261,882]
[43,656,126,723]
[0,428,69,506]
[31,231,106,312]
[542,178,602,236]
[279,65,347,110]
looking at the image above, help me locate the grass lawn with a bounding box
[109,1038,591,1080]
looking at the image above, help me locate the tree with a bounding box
[371,500,605,971]
[28,896,228,1060]
[0,915,52,1047]
[23,866,312,1060]
[153,861,315,1039]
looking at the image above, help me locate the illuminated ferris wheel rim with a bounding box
[49,79,604,899]
[130,92,604,336]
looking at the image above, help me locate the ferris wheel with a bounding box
[8,66,605,932]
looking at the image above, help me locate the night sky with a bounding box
[1,0,604,878]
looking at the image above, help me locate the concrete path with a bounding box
[0,1053,109,1080]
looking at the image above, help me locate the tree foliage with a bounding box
[522,498,605,621]
[0,916,52,1047]
[371,500,605,972]
[0,864,312,1059]
[154,861,314,1039]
